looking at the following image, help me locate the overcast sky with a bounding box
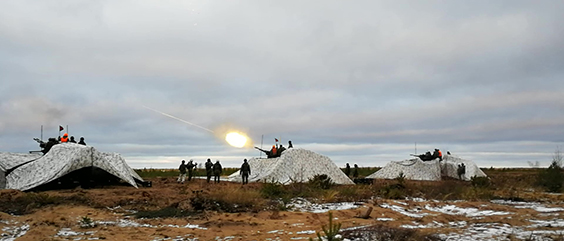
[1,1,563,168]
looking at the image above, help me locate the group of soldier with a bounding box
[343,163,359,178]
[177,140,294,185]
[36,133,87,154]
[177,158,225,184]
[412,148,444,162]
[177,158,253,185]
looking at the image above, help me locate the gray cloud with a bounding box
[1,1,563,168]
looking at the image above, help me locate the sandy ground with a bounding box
[1,178,563,241]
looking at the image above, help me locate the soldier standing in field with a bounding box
[205,158,213,183]
[344,163,351,177]
[240,159,251,185]
[353,164,359,178]
[177,160,187,184]
[187,160,197,181]
[213,160,222,183]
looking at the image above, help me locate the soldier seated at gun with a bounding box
[34,137,60,155]
[255,144,286,158]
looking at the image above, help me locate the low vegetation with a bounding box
[310,212,341,241]
[0,164,561,241]
[340,224,443,241]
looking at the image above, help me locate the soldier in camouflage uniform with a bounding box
[213,160,222,183]
[187,160,197,181]
[177,160,187,183]
[205,159,213,183]
[240,159,251,185]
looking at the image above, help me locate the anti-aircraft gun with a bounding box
[33,138,46,148]
[255,145,288,158]
[411,150,441,162]
[33,137,59,154]
[255,147,275,158]
[255,147,281,158]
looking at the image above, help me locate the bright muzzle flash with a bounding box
[142,105,253,148]
[225,132,247,148]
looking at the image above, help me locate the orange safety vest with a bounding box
[438,150,442,157]
[61,136,69,143]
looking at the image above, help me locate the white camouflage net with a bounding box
[228,148,354,185]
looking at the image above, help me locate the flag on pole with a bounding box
[275,138,278,142]
[59,126,64,131]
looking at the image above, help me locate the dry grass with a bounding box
[203,186,266,213]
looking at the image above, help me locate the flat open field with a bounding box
[1,168,563,241]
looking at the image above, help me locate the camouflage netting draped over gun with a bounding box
[0,143,145,191]
[228,148,354,185]
[366,154,487,181]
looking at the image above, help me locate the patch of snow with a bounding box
[449,221,468,227]
[0,224,29,241]
[380,203,429,218]
[401,221,443,229]
[54,228,97,239]
[94,219,207,230]
[393,200,408,206]
[533,206,564,213]
[287,198,360,213]
[490,199,564,212]
[296,230,316,234]
[407,197,427,202]
[425,204,511,217]
[56,228,82,237]
[528,219,564,228]
[439,223,517,241]
[183,224,207,230]
[106,206,121,211]
[117,219,154,228]
[151,235,199,241]
[376,218,394,222]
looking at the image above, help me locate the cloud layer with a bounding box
[1,1,563,168]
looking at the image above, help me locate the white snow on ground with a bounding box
[438,222,564,241]
[376,218,394,221]
[407,197,427,202]
[439,223,518,241]
[424,204,512,217]
[401,221,444,229]
[286,197,360,213]
[151,235,199,241]
[528,219,564,228]
[491,199,564,213]
[94,219,207,229]
[449,221,468,227]
[0,224,29,241]
[55,228,97,238]
[393,200,408,206]
[1,198,562,240]
[359,199,563,241]
[379,203,429,218]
